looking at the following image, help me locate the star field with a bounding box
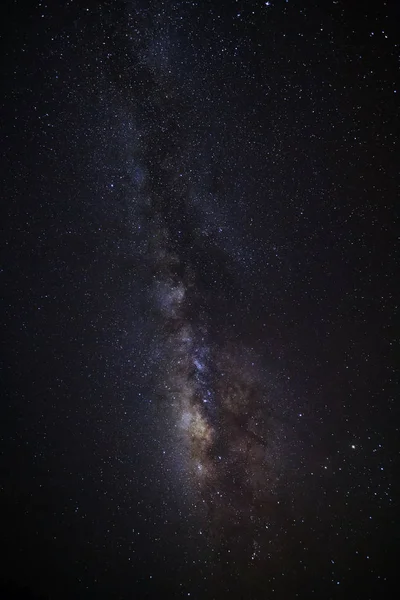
[1,1,398,599]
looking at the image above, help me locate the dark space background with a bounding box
[1,1,398,599]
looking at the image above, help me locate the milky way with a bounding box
[101,6,298,549]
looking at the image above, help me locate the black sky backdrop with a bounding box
[1,1,398,599]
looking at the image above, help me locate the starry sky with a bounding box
[1,0,398,598]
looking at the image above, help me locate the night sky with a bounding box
[1,1,398,599]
